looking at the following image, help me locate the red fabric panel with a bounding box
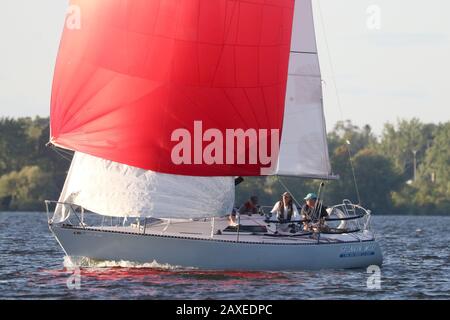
[51,0,294,176]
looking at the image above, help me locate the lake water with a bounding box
[0,212,448,299]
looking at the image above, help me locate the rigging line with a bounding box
[290,50,318,55]
[56,146,74,156]
[316,0,361,205]
[276,176,302,209]
[316,182,329,223]
[54,147,74,158]
[46,143,74,162]
[52,147,73,162]
[346,140,361,205]
[313,181,325,220]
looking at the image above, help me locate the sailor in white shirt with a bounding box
[270,192,301,223]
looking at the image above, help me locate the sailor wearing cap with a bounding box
[300,192,329,230]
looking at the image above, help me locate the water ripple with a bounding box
[0,212,449,299]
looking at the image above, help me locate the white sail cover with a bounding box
[53,152,235,221]
[276,0,332,178]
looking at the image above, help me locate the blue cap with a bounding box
[304,193,318,200]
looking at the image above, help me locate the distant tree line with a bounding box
[0,117,70,211]
[237,119,449,215]
[0,117,448,214]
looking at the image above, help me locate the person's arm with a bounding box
[300,205,310,230]
[270,202,280,219]
[292,204,300,221]
[238,204,246,215]
[300,205,308,220]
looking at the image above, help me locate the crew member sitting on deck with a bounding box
[238,196,259,216]
[229,196,259,226]
[301,193,329,231]
[270,192,300,223]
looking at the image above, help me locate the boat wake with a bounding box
[61,256,287,282]
[63,256,187,270]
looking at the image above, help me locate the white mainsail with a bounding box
[276,0,332,178]
[54,0,332,220]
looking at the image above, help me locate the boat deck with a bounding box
[77,215,375,245]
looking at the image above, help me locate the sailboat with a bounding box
[47,0,383,270]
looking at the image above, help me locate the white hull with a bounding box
[50,223,382,271]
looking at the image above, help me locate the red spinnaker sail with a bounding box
[51,0,294,176]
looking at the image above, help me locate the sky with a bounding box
[0,0,449,135]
